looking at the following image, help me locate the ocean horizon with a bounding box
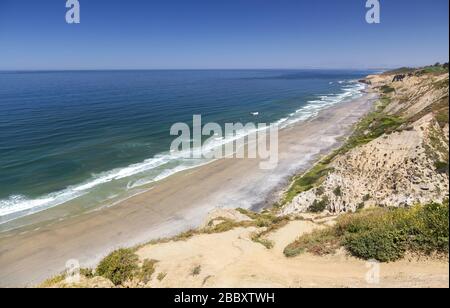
[0,69,372,228]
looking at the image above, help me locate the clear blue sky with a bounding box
[0,0,448,70]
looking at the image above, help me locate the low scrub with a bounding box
[191,265,201,276]
[380,85,395,94]
[282,160,334,204]
[96,249,139,285]
[284,228,340,257]
[284,201,449,262]
[308,196,329,213]
[251,215,290,249]
[136,259,158,284]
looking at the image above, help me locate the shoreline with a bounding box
[0,91,378,287]
[0,81,366,231]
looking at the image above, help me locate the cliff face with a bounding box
[283,69,449,215]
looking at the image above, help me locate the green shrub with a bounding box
[333,186,342,197]
[191,265,201,276]
[96,249,139,285]
[255,218,272,227]
[344,229,407,262]
[316,186,325,196]
[308,196,329,213]
[283,244,304,257]
[284,202,449,262]
[410,202,449,253]
[252,236,274,249]
[363,194,371,202]
[435,161,449,174]
[380,85,395,94]
[284,229,340,257]
[80,268,94,278]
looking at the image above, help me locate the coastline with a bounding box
[0,91,378,287]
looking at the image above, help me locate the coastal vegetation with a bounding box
[385,63,449,76]
[308,196,329,213]
[93,249,159,286]
[191,265,202,276]
[96,249,139,285]
[282,158,335,205]
[284,201,449,262]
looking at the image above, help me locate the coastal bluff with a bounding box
[283,67,449,215]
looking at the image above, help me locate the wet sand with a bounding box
[0,93,377,287]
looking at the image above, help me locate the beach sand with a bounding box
[0,93,377,287]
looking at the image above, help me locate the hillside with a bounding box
[282,66,449,214]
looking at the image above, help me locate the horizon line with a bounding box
[0,67,392,72]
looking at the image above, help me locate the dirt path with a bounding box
[136,218,449,288]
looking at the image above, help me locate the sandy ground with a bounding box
[0,94,377,287]
[137,218,449,288]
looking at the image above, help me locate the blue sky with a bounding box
[0,0,448,70]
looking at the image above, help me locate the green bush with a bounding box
[191,265,201,276]
[96,249,139,285]
[435,161,449,174]
[410,202,449,253]
[308,196,329,213]
[80,268,94,278]
[333,186,342,197]
[380,85,395,94]
[316,186,325,196]
[344,229,407,262]
[284,202,449,262]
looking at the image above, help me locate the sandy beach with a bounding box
[0,93,377,287]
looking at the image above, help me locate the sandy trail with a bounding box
[0,94,376,287]
[137,218,449,288]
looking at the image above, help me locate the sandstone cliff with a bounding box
[283,68,449,215]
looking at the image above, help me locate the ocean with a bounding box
[0,69,372,228]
